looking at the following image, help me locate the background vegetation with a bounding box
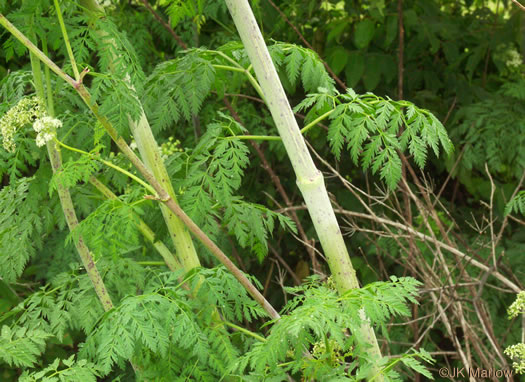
[0,0,524,380]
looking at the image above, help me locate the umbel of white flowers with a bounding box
[33,116,62,147]
[504,291,525,374]
[0,96,62,151]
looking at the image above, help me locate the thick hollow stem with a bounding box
[224,0,383,376]
[129,115,201,271]
[0,11,279,320]
[89,176,181,272]
[296,172,358,290]
[79,0,201,272]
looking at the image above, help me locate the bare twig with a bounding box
[484,163,498,269]
[433,144,465,207]
[339,207,521,293]
[472,299,509,369]
[442,96,457,126]
[495,170,525,247]
[263,260,275,298]
[269,245,302,286]
[302,142,522,293]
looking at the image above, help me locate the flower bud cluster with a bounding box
[0,97,43,152]
[506,48,522,69]
[161,136,183,160]
[0,96,63,151]
[312,338,343,364]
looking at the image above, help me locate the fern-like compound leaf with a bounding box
[298,91,454,188]
[0,325,52,368]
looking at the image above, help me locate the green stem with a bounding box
[0,11,280,320]
[53,0,80,80]
[89,177,181,271]
[221,320,267,342]
[54,138,155,193]
[136,261,166,266]
[300,109,334,135]
[79,0,202,272]
[224,0,383,377]
[211,56,266,101]
[209,17,235,34]
[213,64,245,73]
[245,72,265,100]
[370,356,404,381]
[224,134,281,141]
[210,50,245,69]
[42,38,55,114]
[29,36,113,312]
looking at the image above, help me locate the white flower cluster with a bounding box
[33,116,62,147]
[504,343,525,374]
[508,291,525,319]
[494,43,523,73]
[0,97,43,152]
[504,291,525,374]
[506,48,522,69]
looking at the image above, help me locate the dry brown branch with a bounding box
[269,244,302,286]
[511,0,525,11]
[433,144,465,206]
[279,205,521,294]
[305,140,522,293]
[299,137,522,374]
[495,170,525,247]
[485,163,498,269]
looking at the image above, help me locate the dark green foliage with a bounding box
[175,117,296,260]
[80,266,266,378]
[88,17,145,138]
[269,42,335,93]
[0,178,47,282]
[163,0,228,30]
[18,356,101,382]
[234,276,432,381]
[6,263,426,380]
[67,197,142,259]
[505,191,525,216]
[452,78,525,182]
[295,88,453,189]
[144,41,335,135]
[1,0,522,380]
[0,70,33,105]
[66,17,97,68]
[0,326,51,368]
[192,266,266,323]
[50,154,101,194]
[144,49,216,133]
[13,271,103,337]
